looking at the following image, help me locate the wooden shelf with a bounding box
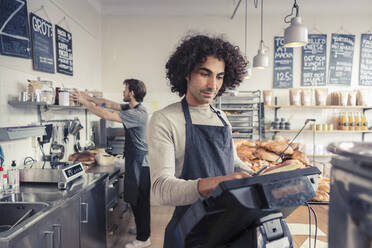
[266,129,372,133]
[265,105,372,110]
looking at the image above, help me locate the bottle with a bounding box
[279,118,285,130]
[342,112,348,131]
[348,112,354,131]
[0,166,4,194]
[2,172,8,195]
[8,160,20,193]
[337,112,342,130]
[361,113,368,130]
[355,112,361,131]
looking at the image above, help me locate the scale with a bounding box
[20,162,86,190]
[58,162,85,189]
[173,166,321,248]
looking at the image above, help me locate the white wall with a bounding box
[101,13,372,152]
[0,0,102,166]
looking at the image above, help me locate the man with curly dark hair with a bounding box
[148,34,254,248]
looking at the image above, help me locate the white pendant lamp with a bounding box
[253,0,268,69]
[283,0,308,48]
[253,41,269,69]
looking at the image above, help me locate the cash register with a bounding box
[173,166,320,248]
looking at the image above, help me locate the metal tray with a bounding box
[327,142,372,164]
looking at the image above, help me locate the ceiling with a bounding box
[92,0,372,17]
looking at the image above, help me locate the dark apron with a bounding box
[123,125,148,205]
[163,98,234,248]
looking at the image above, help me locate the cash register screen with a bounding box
[64,164,83,178]
[271,182,306,199]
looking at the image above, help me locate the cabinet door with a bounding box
[80,179,107,248]
[10,197,80,248]
[56,196,80,248]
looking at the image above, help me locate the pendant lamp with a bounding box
[253,0,268,69]
[283,0,308,47]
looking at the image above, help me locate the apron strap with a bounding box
[210,105,228,126]
[181,98,193,125]
[182,98,228,126]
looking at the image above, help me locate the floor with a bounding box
[113,204,328,248]
[114,205,174,248]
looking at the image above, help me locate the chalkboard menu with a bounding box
[273,37,293,88]
[301,34,327,86]
[0,0,31,58]
[30,13,54,73]
[328,33,355,86]
[55,25,73,76]
[359,33,372,86]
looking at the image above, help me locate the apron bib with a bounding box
[163,98,234,248]
[123,123,147,205]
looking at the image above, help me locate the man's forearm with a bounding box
[87,97,121,111]
[82,101,121,122]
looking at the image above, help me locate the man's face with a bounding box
[185,56,225,106]
[123,84,131,102]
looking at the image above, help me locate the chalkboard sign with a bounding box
[30,13,54,73]
[328,33,355,86]
[0,0,31,58]
[273,36,293,88]
[301,34,327,86]
[55,25,73,76]
[359,33,372,86]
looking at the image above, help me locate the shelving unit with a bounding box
[266,129,372,133]
[215,90,264,141]
[265,104,372,141]
[8,101,89,140]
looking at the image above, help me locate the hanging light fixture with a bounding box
[283,0,308,48]
[253,0,268,69]
[244,0,252,78]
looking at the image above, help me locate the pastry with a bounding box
[291,150,309,165]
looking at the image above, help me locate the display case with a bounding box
[215,90,264,141]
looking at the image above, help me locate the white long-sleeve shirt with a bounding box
[148,101,251,206]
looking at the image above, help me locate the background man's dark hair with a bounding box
[165,34,248,97]
[124,79,147,102]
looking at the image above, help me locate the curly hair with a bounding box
[166,34,248,97]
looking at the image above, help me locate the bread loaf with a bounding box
[255,148,282,162]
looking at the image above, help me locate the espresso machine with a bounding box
[327,142,372,248]
[174,166,320,248]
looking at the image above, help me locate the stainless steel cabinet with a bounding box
[80,176,107,248]
[9,196,80,248]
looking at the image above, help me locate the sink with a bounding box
[0,202,49,234]
[0,192,64,203]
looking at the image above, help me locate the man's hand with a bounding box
[197,171,251,197]
[71,89,89,105]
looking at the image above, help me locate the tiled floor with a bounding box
[114,205,174,248]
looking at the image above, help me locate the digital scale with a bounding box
[20,162,86,190]
[58,163,85,189]
[173,166,321,248]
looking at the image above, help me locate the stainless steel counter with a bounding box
[0,168,109,247]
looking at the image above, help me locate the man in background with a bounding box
[72,79,151,248]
